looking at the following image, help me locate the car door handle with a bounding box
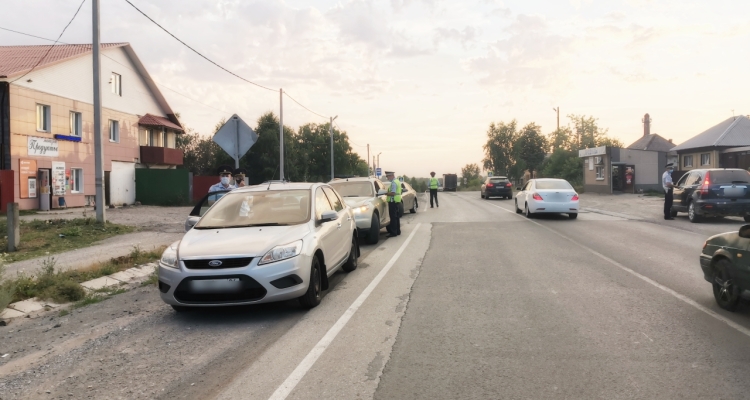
[337,223,342,229]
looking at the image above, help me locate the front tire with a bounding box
[688,201,701,223]
[299,257,323,309]
[713,258,741,311]
[342,237,358,272]
[367,214,380,244]
[410,199,417,213]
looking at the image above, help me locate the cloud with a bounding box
[433,26,479,49]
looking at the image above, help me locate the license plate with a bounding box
[189,278,242,293]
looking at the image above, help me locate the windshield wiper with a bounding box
[195,223,288,229]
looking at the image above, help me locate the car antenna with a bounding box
[267,165,279,190]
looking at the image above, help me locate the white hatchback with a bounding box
[514,178,579,219]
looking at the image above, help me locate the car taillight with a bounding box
[506,183,512,187]
[487,183,494,188]
[532,193,543,201]
[699,171,711,196]
[571,194,579,201]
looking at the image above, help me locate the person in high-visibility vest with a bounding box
[429,171,440,208]
[385,171,402,237]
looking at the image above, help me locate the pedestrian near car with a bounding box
[208,165,237,193]
[385,171,402,237]
[429,171,439,208]
[233,168,247,188]
[663,163,675,220]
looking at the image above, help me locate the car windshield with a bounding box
[194,189,311,229]
[329,181,375,197]
[709,170,750,184]
[536,180,573,190]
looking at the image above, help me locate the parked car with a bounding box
[481,176,513,199]
[329,177,390,244]
[514,178,579,219]
[700,224,750,311]
[160,182,359,312]
[671,168,750,223]
[382,180,419,214]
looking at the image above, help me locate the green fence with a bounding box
[135,169,190,206]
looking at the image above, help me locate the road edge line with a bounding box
[268,223,424,400]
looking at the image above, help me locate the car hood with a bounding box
[706,231,741,249]
[178,223,311,258]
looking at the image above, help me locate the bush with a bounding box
[41,279,86,303]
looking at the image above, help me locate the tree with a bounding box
[540,148,583,184]
[482,121,518,179]
[514,123,548,180]
[548,126,574,152]
[461,163,481,183]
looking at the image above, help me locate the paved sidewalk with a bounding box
[5,231,182,276]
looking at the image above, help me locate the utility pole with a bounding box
[279,88,284,181]
[553,107,560,131]
[92,0,105,223]
[367,144,370,176]
[377,152,382,169]
[329,115,338,180]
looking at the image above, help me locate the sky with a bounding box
[2,0,749,177]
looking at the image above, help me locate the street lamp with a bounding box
[330,115,338,181]
[553,107,559,131]
[377,152,382,171]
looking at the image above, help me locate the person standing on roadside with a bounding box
[385,171,402,237]
[233,168,247,188]
[663,163,675,220]
[208,165,237,193]
[429,171,439,208]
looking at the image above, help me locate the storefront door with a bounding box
[611,164,624,192]
[38,169,51,211]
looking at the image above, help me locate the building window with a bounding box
[161,129,168,148]
[683,155,693,168]
[596,166,604,180]
[109,120,119,142]
[700,153,710,166]
[71,168,83,193]
[111,73,122,96]
[36,104,51,132]
[148,129,158,146]
[69,111,82,137]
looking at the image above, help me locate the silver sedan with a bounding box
[158,182,359,311]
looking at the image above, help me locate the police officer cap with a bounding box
[665,163,674,169]
[217,165,233,175]
[234,168,247,176]
[385,171,395,175]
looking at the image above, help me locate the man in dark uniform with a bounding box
[234,168,247,187]
[662,163,675,220]
[385,171,402,237]
[208,165,236,193]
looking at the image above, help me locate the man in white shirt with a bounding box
[662,163,675,220]
[208,165,237,193]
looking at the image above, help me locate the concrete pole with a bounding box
[367,144,370,176]
[7,203,19,252]
[234,115,240,169]
[279,88,284,181]
[330,117,334,181]
[92,0,105,223]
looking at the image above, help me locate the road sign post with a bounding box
[376,167,382,178]
[213,114,258,168]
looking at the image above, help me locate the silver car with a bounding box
[159,182,359,312]
[329,177,390,244]
[382,180,419,214]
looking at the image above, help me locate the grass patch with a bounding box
[58,309,69,317]
[642,189,665,198]
[0,245,165,306]
[0,218,136,263]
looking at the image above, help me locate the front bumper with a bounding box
[158,254,312,307]
[353,211,373,230]
[700,253,714,284]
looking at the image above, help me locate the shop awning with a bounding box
[138,114,183,132]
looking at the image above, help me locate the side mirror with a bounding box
[740,225,750,239]
[377,189,387,196]
[319,210,338,223]
[185,216,200,232]
[516,187,521,191]
[402,188,408,192]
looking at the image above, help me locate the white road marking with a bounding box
[268,223,423,400]
[482,199,750,339]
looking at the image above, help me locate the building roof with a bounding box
[138,114,184,132]
[671,115,750,151]
[626,134,675,152]
[0,43,127,78]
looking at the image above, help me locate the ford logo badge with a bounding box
[208,260,223,267]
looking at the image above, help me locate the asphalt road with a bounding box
[3,191,750,399]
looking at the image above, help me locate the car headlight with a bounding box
[160,242,180,269]
[259,240,303,265]
[353,205,369,214]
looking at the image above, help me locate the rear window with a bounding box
[535,180,573,190]
[490,178,509,183]
[709,170,750,184]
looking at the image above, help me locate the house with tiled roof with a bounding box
[671,115,750,171]
[0,43,184,210]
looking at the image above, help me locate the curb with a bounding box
[0,262,157,326]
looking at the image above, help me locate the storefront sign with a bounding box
[578,146,607,157]
[28,178,37,198]
[52,161,66,196]
[19,159,37,198]
[28,136,59,157]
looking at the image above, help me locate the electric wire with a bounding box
[124,0,277,93]
[9,0,86,84]
[334,120,367,148]
[0,26,234,116]
[282,91,328,120]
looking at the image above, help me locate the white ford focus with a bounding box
[514,178,579,219]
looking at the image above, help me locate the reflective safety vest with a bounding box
[388,179,402,203]
[429,177,439,189]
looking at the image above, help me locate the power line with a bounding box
[10,0,86,83]
[124,0,277,93]
[0,26,233,117]
[283,91,328,120]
